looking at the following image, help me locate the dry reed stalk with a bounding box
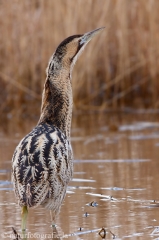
[0,0,159,126]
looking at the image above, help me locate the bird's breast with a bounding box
[12,123,73,207]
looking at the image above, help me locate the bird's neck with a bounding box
[38,73,73,138]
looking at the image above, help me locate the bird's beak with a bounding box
[80,27,105,45]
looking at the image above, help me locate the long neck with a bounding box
[38,72,73,138]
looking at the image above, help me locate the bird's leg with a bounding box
[21,206,28,235]
[50,210,56,227]
[50,210,59,237]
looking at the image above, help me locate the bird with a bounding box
[12,27,104,232]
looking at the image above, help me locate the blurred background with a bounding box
[1,0,159,131]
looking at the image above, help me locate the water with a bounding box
[1,114,159,239]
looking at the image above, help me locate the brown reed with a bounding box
[0,0,159,126]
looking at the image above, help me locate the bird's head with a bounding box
[47,27,105,78]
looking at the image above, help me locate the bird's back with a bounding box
[12,122,73,212]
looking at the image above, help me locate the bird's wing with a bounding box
[12,123,73,208]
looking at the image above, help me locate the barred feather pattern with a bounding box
[12,122,73,213]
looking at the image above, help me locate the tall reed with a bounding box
[0,0,159,126]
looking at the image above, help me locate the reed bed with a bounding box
[0,0,159,125]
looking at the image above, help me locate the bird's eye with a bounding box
[79,39,84,47]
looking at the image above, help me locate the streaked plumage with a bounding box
[11,27,104,229]
[12,123,73,213]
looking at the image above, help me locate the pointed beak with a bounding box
[80,27,105,45]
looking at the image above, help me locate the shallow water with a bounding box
[1,114,159,239]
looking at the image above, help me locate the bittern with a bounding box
[12,27,104,232]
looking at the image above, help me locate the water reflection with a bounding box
[0,114,159,239]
